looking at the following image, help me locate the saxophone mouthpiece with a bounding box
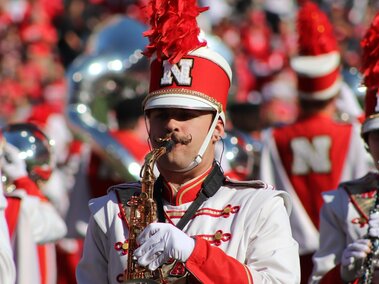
[155,133,174,153]
[165,139,175,152]
[155,132,192,152]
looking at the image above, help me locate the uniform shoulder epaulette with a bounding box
[224,177,275,190]
[107,182,141,192]
[340,172,379,195]
[108,182,142,202]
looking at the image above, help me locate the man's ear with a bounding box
[212,119,225,142]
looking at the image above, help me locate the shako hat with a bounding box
[142,0,232,123]
[360,12,379,135]
[290,1,341,100]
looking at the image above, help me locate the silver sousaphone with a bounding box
[66,16,150,181]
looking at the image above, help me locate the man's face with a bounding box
[146,108,215,173]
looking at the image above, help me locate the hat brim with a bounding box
[144,93,226,122]
[144,93,217,111]
[291,51,340,77]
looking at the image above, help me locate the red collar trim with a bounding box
[162,166,212,205]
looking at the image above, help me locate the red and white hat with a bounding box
[142,0,232,124]
[290,1,341,100]
[360,12,379,135]
[141,0,232,171]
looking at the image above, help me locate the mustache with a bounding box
[155,132,192,145]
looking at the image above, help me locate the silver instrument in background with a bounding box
[66,16,150,181]
[1,122,54,190]
[221,129,262,180]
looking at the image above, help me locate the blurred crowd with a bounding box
[1,0,379,283]
[0,0,376,128]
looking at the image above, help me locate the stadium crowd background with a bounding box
[0,0,376,128]
[1,0,379,283]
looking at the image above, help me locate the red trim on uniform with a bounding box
[166,204,240,219]
[13,177,48,201]
[196,230,232,246]
[149,56,230,112]
[297,67,339,94]
[162,166,212,205]
[5,196,22,238]
[186,237,253,283]
[319,264,343,284]
[345,187,370,225]
[38,244,48,284]
[114,241,128,255]
[116,194,130,229]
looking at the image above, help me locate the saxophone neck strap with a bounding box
[154,161,225,230]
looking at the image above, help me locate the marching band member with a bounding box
[310,11,379,283]
[76,1,300,283]
[0,150,16,284]
[2,123,67,284]
[259,2,372,282]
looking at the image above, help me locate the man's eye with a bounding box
[152,112,167,120]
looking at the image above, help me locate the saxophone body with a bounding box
[124,137,173,284]
[359,191,379,284]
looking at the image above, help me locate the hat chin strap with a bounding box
[173,112,220,173]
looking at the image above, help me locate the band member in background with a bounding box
[2,123,67,284]
[309,12,379,283]
[76,1,300,283]
[259,2,372,283]
[60,15,151,284]
[0,145,16,284]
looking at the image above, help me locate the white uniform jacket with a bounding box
[7,183,67,284]
[0,183,16,284]
[77,180,300,284]
[310,172,379,283]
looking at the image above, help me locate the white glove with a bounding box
[341,239,371,281]
[368,212,379,238]
[1,143,28,182]
[134,223,195,271]
[341,238,371,267]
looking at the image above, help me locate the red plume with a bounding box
[142,0,208,64]
[360,12,379,89]
[296,2,337,56]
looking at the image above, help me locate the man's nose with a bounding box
[166,116,180,130]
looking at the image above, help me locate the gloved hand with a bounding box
[341,238,371,281]
[341,238,371,267]
[134,223,195,271]
[368,212,379,238]
[1,143,28,182]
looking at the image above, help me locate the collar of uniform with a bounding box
[162,166,212,205]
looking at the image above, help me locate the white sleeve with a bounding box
[310,191,347,282]
[247,193,301,283]
[0,186,16,284]
[76,215,109,284]
[20,196,67,243]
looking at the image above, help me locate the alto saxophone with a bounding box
[359,190,379,284]
[124,136,174,284]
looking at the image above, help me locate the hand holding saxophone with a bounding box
[134,223,195,271]
[341,212,379,282]
[341,239,371,267]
